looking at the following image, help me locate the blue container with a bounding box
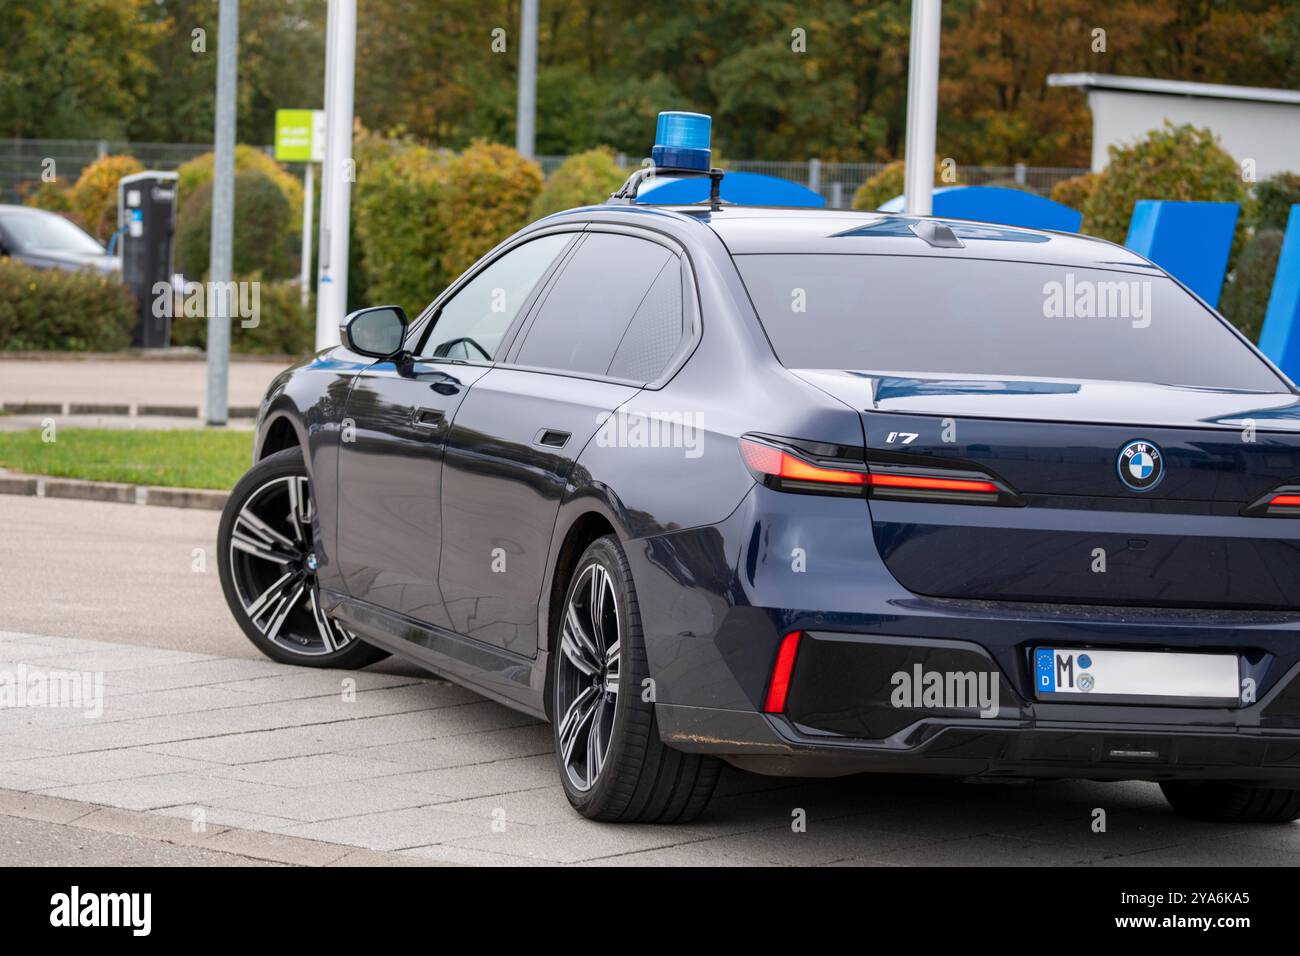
[1125,200,1239,308]
[652,111,712,171]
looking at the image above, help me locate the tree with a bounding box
[0,0,163,139]
[1081,122,1244,245]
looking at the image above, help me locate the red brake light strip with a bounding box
[763,631,802,713]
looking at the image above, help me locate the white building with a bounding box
[1046,73,1300,179]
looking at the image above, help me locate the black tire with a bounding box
[551,535,721,823]
[218,447,388,670]
[1160,780,1300,823]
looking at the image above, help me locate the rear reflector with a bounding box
[763,630,802,714]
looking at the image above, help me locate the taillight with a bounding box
[867,472,998,495]
[1243,486,1300,517]
[739,437,866,494]
[763,630,802,713]
[740,435,1020,505]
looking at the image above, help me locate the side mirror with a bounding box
[341,305,409,359]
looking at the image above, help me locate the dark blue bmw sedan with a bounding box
[218,180,1300,824]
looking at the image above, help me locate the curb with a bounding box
[0,470,228,511]
[1,401,259,420]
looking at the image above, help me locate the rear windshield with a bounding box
[734,254,1286,391]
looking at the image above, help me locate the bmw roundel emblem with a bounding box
[1117,440,1164,492]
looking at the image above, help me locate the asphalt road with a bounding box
[0,494,250,657]
[0,494,420,673]
[1,493,1297,866]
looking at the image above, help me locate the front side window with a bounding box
[418,233,571,361]
[0,211,105,256]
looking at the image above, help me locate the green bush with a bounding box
[354,144,448,317]
[1219,228,1284,343]
[530,147,626,219]
[438,141,543,279]
[1050,171,1100,212]
[174,169,295,281]
[1248,172,1300,233]
[0,258,136,351]
[851,159,960,211]
[19,179,73,214]
[67,155,144,241]
[167,277,314,356]
[1081,123,1245,245]
[176,144,303,224]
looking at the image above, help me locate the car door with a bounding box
[439,228,692,657]
[334,231,577,627]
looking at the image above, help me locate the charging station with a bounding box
[117,171,179,347]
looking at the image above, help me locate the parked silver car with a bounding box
[0,205,120,275]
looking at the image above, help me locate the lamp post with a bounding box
[903,0,942,216]
[205,0,238,427]
[315,0,356,349]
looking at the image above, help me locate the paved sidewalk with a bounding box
[0,630,1294,866]
[0,358,284,420]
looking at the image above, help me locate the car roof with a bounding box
[555,203,1159,275]
[0,204,64,217]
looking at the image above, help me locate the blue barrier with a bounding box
[877,186,1083,233]
[1124,200,1238,308]
[636,170,825,207]
[1257,205,1300,381]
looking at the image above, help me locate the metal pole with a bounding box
[516,0,538,159]
[903,0,941,216]
[300,163,313,309]
[206,0,238,427]
[315,0,355,350]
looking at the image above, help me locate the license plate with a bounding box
[1034,648,1239,702]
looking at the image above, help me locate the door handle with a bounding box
[535,428,571,448]
[411,407,445,427]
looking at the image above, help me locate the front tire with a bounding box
[1160,780,1300,823]
[551,535,721,823]
[218,448,388,669]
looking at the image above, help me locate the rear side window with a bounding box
[513,232,685,381]
[734,254,1286,391]
[608,261,684,381]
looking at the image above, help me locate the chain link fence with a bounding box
[2,138,1087,209]
[0,139,219,203]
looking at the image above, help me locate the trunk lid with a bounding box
[795,369,1300,610]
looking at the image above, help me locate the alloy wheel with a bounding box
[555,562,621,792]
[227,475,356,657]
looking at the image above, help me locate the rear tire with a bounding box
[551,535,721,823]
[1160,780,1300,823]
[218,448,388,670]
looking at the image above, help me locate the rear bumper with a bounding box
[656,633,1300,785]
[659,701,1300,784]
[632,481,1300,784]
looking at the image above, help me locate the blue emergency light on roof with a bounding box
[652,111,712,171]
[608,109,824,208]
